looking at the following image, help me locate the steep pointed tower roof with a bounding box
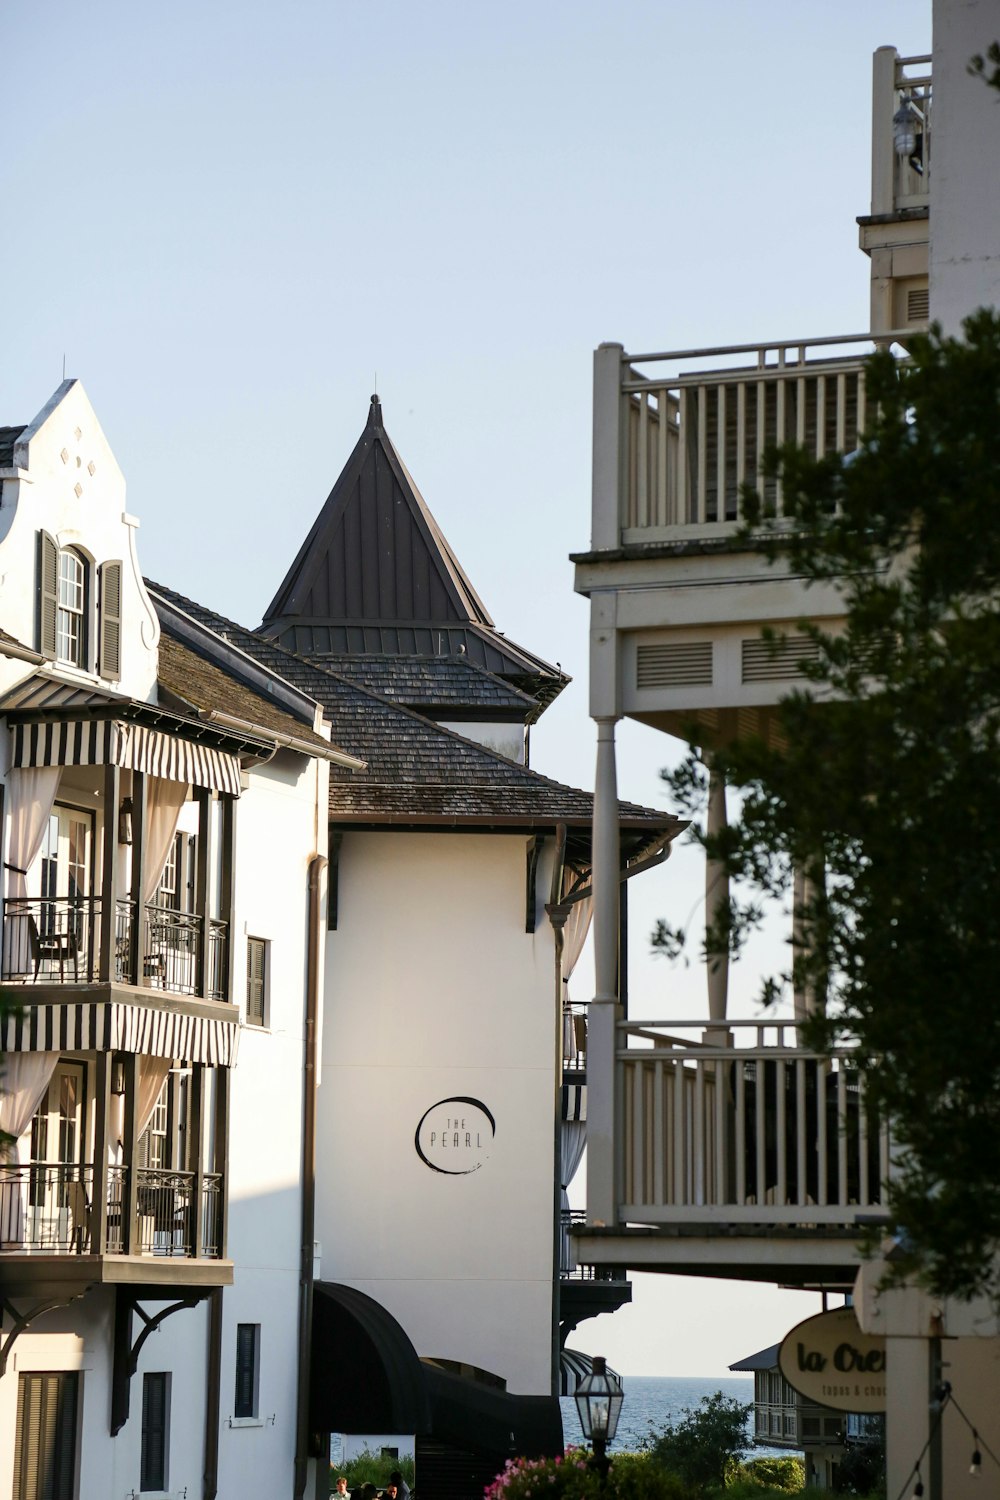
[260,396,568,709]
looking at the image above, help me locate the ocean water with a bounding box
[561,1374,796,1460]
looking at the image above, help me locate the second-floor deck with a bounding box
[576,1016,889,1288]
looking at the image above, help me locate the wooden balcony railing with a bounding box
[0,1162,224,1259]
[872,49,931,216]
[615,1019,889,1227]
[1,896,228,1001]
[594,334,915,551]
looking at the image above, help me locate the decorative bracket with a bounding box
[111,1287,206,1434]
[1,1293,88,1378]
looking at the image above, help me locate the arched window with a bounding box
[38,531,122,680]
[56,548,86,666]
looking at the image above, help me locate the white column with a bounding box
[705,763,729,1026]
[587,716,621,1229]
[592,343,626,551]
[793,863,825,1024]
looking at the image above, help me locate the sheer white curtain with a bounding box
[5,767,62,900]
[561,893,593,1057]
[559,1119,588,1270]
[107,1057,173,1161]
[0,1052,61,1245]
[142,779,189,904]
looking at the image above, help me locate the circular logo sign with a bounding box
[415,1097,495,1175]
[779,1305,886,1412]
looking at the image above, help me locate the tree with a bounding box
[655,312,1000,1304]
[648,1392,751,1490]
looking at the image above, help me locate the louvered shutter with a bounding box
[13,1372,79,1500]
[38,531,58,660]
[235,1323,258,1417]
[99,559,123,681]
[141,1373,168,1492]
[246,939,266,1026]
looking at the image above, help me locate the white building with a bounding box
[572,2,1000,1496]
[0,383,677,1500]
[0,379,359,1500]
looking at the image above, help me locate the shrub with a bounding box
[484,1447,689,1500]
[732,1456,805,1491]
[330,1447,415,1492]
[648,1392,752,1491]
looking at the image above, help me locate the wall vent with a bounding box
[907,286,930,322]
[742,635,820,682]
[636,641,713,688]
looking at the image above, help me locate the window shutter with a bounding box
[141,1373,168,1492]
[235,1323,258,1417]
[99,559,123,681]
[39,531,58,660]
[14,1371,79,1500]
[247,939,266,1026]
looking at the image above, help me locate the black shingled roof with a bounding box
[316,653,540,721]
[146,580,681,855]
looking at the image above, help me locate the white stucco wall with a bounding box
[930,0,1000,331]
[317,831,559,1396]
[0,380,159,700]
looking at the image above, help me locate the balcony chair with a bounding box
[27,913,79,982]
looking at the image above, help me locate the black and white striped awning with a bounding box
[560,1349,620,1397]
[9,719,242,797]
[562,1083,587,1122]
[0,1000,239,1066]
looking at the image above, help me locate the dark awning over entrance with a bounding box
[310,1283,562,1461]
[311,1283,431,1435]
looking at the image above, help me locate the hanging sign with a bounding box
[415,1097,495,1175]
[778,1305,886,1413]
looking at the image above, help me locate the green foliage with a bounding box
[655,313,1000,1303]
[721,1484,804,1500]
[330,1448,415,1492]
[647,1392,751,1490]
[484,1448,688,1500]
[731,1456,804,1491]
[834,1428,886,1498]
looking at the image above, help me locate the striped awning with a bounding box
[0,1000,239,1067]
[560,1349,620,1397]
[9,719,242,797]
[562,1083,587,1122]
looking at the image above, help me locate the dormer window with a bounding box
[38,530,122,681]
[56,548,86,666]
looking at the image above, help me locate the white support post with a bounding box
[592,343,626,551]
[793,862,825,1023]
[871,47,898,216]
[705,763,729,1029]
[587,715,622,1229]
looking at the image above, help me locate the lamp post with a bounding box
[574,1356,623,1488]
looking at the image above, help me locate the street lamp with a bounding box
[574,1356,623,1486]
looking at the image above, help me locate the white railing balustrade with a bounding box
[617,334,905,540]
[615,1019,889,1227]
[872,50,932,216]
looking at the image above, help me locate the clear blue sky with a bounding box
[3,0,930,1376]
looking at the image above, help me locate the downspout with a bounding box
[544,824,568,1399]
[294,853,327,1500]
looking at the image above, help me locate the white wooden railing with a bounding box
[614,1019,889,1228]
[594,333,914,547]
[871,49,931,217]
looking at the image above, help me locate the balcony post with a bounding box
[871,47,898,216]
[214,1066,230,1258]
[122,1052,140,1255]
[194,787,211,997]
[220,794,237,1005]
[588,715,621,1230]
[190,1064,205,1257]
[99,762,121,983]
[592,343,626,551]
[705,762,730,1031]
[130,772,147,986]
[92,1052,111,1254]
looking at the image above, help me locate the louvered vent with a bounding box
[637,641,713,688]
[742,635,820,682]
[907,286,930,322]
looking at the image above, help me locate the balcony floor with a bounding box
[572,1224,865,1290]
[0,1251,234,1297]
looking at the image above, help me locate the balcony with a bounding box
[1,895,229,1000]
[0,1162,223,1259]
[576,1018,889,1288]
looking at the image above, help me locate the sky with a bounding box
[2,0,930,1378]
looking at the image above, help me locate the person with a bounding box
[389,1471,411,1500]
[361,1484,379,1500]
[383,1486,397,1500]
[333,1480,348,1499]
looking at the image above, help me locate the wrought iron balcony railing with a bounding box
[1,896,228,1001]
[0,1161,224,1259]
[559,1210,627,1282]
